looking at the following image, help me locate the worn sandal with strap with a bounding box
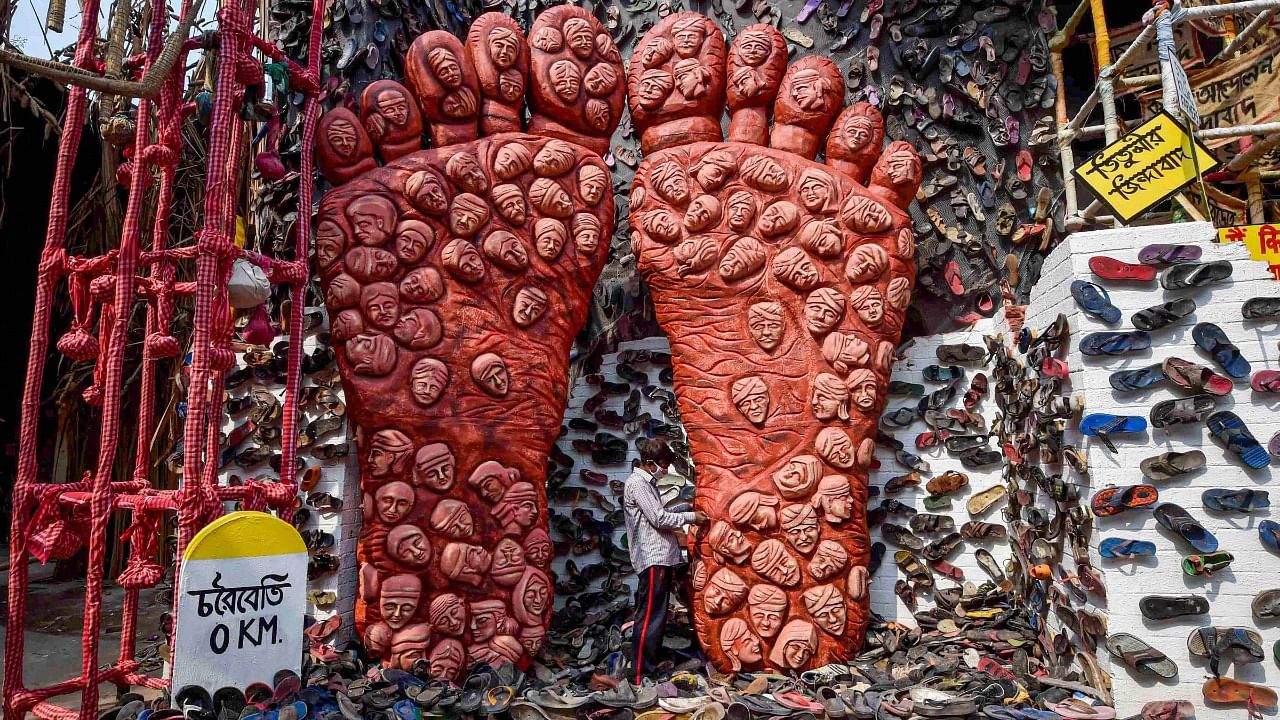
[1079,331,1150,356]
[1182,551,1234,577]
[1162,357,1233,396]
[1140,450,1206,481]
[1206,411,1270,469]
[1091,484,1158,517]
[1160,260,1232,290]
[1202,488,1270,513]
[1131,298,1196,331]
[1105,632,1177,678]
[1154,503,1218,552]
[1193,322,1251,379]
[1149,394,1217,428]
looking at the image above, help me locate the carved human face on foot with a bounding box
[410,358,449,407]
[513,568,552,626]
[406,170,450,215]
[360,283,401,330]
[809,540,848,581]
[492,185,527,225]
[368,429,413,477]
[428,593,466,637]
[380,574,422,629]
[772,247,819,289]
[798,170,837,214]
[513,286,549,327]
[412,442,455,491]
[442,239,485,283]
[673,59,711,99]
[707,521,752,564]
[316,220,346,270]
[652,162,690,205]
[781,503,820,554]
[441,542,491,587]
[490,538,526,586]
[684,195,721,232]
[578,165,608,205]
[573,213,602,254]
[729,491,779,531]
[388,524,432,568]
[703,568,748,615]
[346,196,398,247]
[804,288,844,336]
[482,231,529,271]
[772,454,820,498]
[788,68,830,112]
[758,202,801,238]
[390,625,433,670]
[636,69,675,110]
[373,87,411,127]
[747,302,784,352]
[427,639,464,682]
[726,192,757,232]
[429,499,475,538]
[347,333,396,376]
[492,482,540,533]
[394,221,434,264]
[427,48,464,88]
[752,539,801,586]
[671,17,707,57]
[770,620,818,669]
[549,60,582,101]
[394,308,442,350]
[815,428,855,469]
[718,618,763,671]
[449,195,489,238]
[847,369,878,413]
[469,599,511,642]
[810,373,850,421]
[467,460,519,503]
[642,209,681,243]
[328,118,359,156]
[850,286,885,327]
[487,27,520,68]
[524,529,553,568]
[730,375,770,425]
[471,353,510,396]
[719,237,765,281]
[814,475,854,524]
[564,18,595,58]
[375,481,415,524]
[746,584,787,638]
[803,585,846,636]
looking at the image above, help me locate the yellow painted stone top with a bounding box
[184,511,306,560]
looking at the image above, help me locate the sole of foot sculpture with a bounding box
[628,14,922,671]
[313,7,622,679]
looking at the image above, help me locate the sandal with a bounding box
[1079,331,1150,356]
[1051,698,1116,720]
[1098,538,1155,559]
[882,523,925,550]
[1139,594,1208,620]
[1090,484,1158,517]
[1206,411,1270,469]
[1242,296,1280,319]
[1089,256,1155,282]
[1070,280,1121,323]
[1252,588,1280,619]
[1192,322,1251,379]
[936,344,985,363]
[1080,414,1147,452]
[1131,298,1196,331]
[1202,677,1277,715]
[963,373,988,409]
[1104,633,1177,678]
[1138,243,1201,265]
[1154,503,1217,552]
[895,550,933,587]
[961,521,1005,539]
[1108,364,1164,392]
[1261,519,1280,552]
[1188,626,1263,666]
[909,513,955,533]
[1162,357,1233,395]
[1139,450,1206,481]
[925,470,969,496]
[1161,260,1233,289]
[1149,394,1217,428]
[1250,369,1280,392]
[1182,551,1234,577]
[965,485,1005,515]
[1202,488,1270,512]
[923,364,965,382]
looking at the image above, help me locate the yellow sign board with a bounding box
[1074,112,1220,223]
[1218,223,1280,263]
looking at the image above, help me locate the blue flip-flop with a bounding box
[1260,520,1280,552]
[1071,280,1122,324]
[1206,411,1270,469]
[1192,322,1251,379]
[1100,538,1157,558]
[1109,364,1165,392]
[1202,488,1270,513]
[1080,414,1146,453]
[1080,331,1151,356]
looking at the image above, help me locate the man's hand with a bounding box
[692,511,710,526]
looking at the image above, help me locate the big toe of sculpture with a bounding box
[627,15,922,671]
[314,7,621,679]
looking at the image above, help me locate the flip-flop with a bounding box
[923,364,965,382]
[1089,255,1156,281]
[1253,588,1280,619]
[1091,484,1158,517]
[1241,296,1280,319]
[1161,357,1233,396]
[1206,411,1270,469]
[1104,633,1177,678]
[936,344,985,363]
[1192,322,1251,379]
[1139,243,1201,265]
[1070,280,1121,323]
[1131,298,1196,331]
[1202,677,1278,711]
[1202,488,1270,513]
[1262,519,1280,552]
[1154,503,1218,552]
[1188,626,1264,664]
[966,485,1006,515]
[1182,551,1234,576]
[1149,394,1217,428]
[1050,698,1116,720]
[1250,369,1280,392]
[1108,364,1164,392]
[1099,538,1155,558]
[1140,450,1206,481]
[1079,331,1150,356]
[1160,260,1233,290]
[1139,595,1209,620]
[1079,414,1146,452]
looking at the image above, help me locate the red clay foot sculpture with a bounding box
[314,7,621,678]
[628,14,922,671]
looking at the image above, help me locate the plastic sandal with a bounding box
[1181,551,1234,576]
[1099,538,1155,558]
[1202,677,1277,714]
[1079,331,1150,356]
[1079,414,1146,452]
[925,470,969,496]
[1105,633,1177,678]
[1252,588,1280,619]
[966,484,1006,515]
[895,549,933,587]
[1161,357,1233,396]
[1250,369,1280,392]
[1154,503,1218,552]
[936,344,985,363]
[1090,484,1158,517]
[1139,594,1208,620]
[1206,411,1270,469]
[1241,296,1280,319]
[1138,243,1201,265]
[1140,450,1206,481]
[1261,519,1280,552]
[1160,260,1233,290]
[1089,256,1155,282]
[1108,364,1164,392]
[1202,488,1270,513]
[1131,298,1196,331]
[1070,280,1120,323]
[1188,626,1263,664]
[1050,698,1116,720]
[1149,394,1217,428]
[1193,322,1251,379]
[923,364,965,382]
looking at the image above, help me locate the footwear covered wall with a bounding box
[1020,223,1278,719]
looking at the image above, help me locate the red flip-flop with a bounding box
[1252,370,1280,393]
[1042,356,1069,379]
[1089,256,1156,281]
[944,260,966,296]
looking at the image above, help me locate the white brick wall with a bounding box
[1023,223,1278,718]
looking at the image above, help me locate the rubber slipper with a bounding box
[1154,503,1218,552]
[1089,255,1156,282]
[1262,519,1280,552]
[882,523,924,550]
[1160,260,1233,290]
[1104,633,1177,678]
[1090,484,1158,517]
[1050,698,1115,720]
[923,364,964,382]
[1188,626,1263,663]
[966,485,1006,515]
[889,381,926,396]
[1131,298,1196,331]
[1149,394,1217,428]
[1079,414,1146,453]
[1139,243,1201,265]
[1099,538,1155,558]
[1250,369,1280,392]
[1192,322,1251,379]
[958,448,1001,468]
[1242,296,1280,319]
[1273,430,1280,460]
[1202,488,1269,513]
[1139,450,1206,481]
[1202,677,1278,710]
[1207,411,1270,469]
[936,344,985,363]
[1139,594,1208,620]
[1181,551,1233,576]
[1161,357,1233,396]
[1070,280,1121,323]
[1109,364,1164,392]
[1253,588,1280,619]
[1079,331,1150,356]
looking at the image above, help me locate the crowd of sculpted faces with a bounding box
[626,14,921,671]
[313,5,620,678]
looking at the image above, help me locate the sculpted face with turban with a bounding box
[810,373,850,421]
[719,618,763,671]
[769,620,818,669]
[729,491,779,531]
[803,584,847,636]
[387,524,432,568]
[813,475,854,524]
[707,521,752,564]
[747,584,787,638]
[375,481,415,524]
[703,568,748,615]
[367,429,413,478]
[815,427,855,469]
[491,482,540,534]
[429,499,475,538]
[809,540,849,581]
[772,454,821,499]
[747,302,784,351]
[751,539,800,587]
[428,593,467,636]
[441,542,491,587]
[781,503,820,554]
[804,287,845,335]
[730,375,770,426]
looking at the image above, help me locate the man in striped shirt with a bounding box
[623,458,706,681]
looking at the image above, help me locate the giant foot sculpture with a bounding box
[628,14,922,671]
[313,8,621,678]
